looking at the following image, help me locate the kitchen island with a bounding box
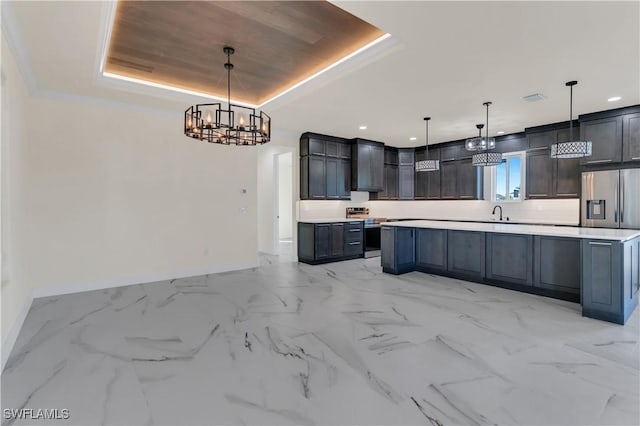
[381,220,640,324]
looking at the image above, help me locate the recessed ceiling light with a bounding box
[409,137,417,141]
[497,131,505,135]
[359,125,367,130]
[608,96,621,102]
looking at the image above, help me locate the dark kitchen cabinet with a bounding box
[623,112,640,162]
[534,236,581,295]
[415,147,440,200]
[398,148,415,165]
[457,159,482,199]
[351,139,384,192]
[526,149,553,198]
[384,147,399,165]
[440,142,469,161]
[440,161,457,199]
[325,158,350,200]
[582,239,623,323]
[447,230,485,279]
[300,156,326,199]
[399,165,414,199]
[298,221,363,265]
[580,116,623,165]
[525,125,580,199]
[495,133,527,153]
[381,226,415,275]
[426,168,441,199]
[486,233,533,286]
[415,228,447,273]
[300,133,351,200]
[414,148,427,199]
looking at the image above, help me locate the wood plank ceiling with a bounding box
[105,1,385,105]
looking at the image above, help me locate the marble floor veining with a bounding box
[2,256,639,426]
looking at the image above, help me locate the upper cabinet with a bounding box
[300,133,351,200]
[351,139,384,192]
[495,133,527,153]
[580,116,623,165]
[398,149,415,200]
[524,122,580,199]
[623,112,640,163]
[577,106,640,166]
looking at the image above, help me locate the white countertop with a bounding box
[381,220,640,241]
[298,218,364,223]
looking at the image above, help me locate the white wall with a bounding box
[1,33,33,361]
[256,131,298,255]
[1,34,260,359]
[277,153,293,240]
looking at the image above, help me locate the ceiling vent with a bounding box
[522,93,546,103]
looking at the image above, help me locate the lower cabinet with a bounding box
[381,226,415,274]
[415,228,447,272]
[298,221,363,264]
[533,236,580,295]
[447,230,485,279]
[582,237,640,324]
[486,233,533,286]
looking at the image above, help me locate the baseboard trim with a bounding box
[1,292,33,371]
[31,261,260,299]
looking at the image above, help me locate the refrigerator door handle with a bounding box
[620,175,624,223]
[614,178,619,223]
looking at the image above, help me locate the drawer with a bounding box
[345,227,363,242]
[344,240,364,256]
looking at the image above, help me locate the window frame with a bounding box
[488,151,526,203]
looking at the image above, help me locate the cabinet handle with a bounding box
[349,221,361,225]
[459,196,474,199]
[588,241,612,246]
[632,157,640,160]
[555,193,578,196]
[528,193,548,197]
[585,159,612,164]
[348,242,361,245]
[348,229,361,232]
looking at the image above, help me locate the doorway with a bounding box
[274,152,293,257]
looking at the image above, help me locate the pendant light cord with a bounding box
[424,117,430,158]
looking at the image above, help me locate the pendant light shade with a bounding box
[416,117,440,172]
[550,81,592,159]
[472,102,502,167]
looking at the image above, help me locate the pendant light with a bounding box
[415,117,440,172]
[550,81,592,158]
[465,123,495,151]
[472,102,503,167]
[184,46,271,145]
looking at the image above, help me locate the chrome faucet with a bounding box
[492,205,503,221]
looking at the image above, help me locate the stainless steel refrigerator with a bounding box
[582,169,640,229]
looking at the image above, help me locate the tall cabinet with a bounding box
[300,133,351,200]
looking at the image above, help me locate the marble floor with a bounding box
[2,255,639,426]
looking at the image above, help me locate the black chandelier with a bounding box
[184,47,271,145]
[471,101,503,167]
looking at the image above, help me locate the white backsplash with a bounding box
[298,198,580,225]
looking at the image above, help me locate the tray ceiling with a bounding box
[104,1,385,105]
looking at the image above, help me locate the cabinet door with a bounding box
[315,224,331,259]
[426,170,441,199]
[414,169,427,199]
[326,157,339,199]
[398,149,414,165]
[440,144,459,161]
[582,240,623,323]
[415,228,447,272]
[526,149,552,198]
[440,161,457,199]
[456,160,480,199]
[308,138,325,156]
[371,144,385,190]
[398,165,413,199]
[486,233,533,286]
[338,159,351,199]
[623,113,640,162]
[308,156,326,199]
[325,141,340,158]
[388,165,399,199]
[357,144,372,190]
[447,230,485,278]
[384,149,399,165]
[534,236,580,294]
[554,158,580,197]
[330,224,344,257]
[527,130,555,149]
[580,116,623,165]
[496,135,527,153]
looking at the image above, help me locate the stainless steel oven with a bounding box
[346,208,386,258]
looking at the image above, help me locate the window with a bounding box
[492,152,525,202]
